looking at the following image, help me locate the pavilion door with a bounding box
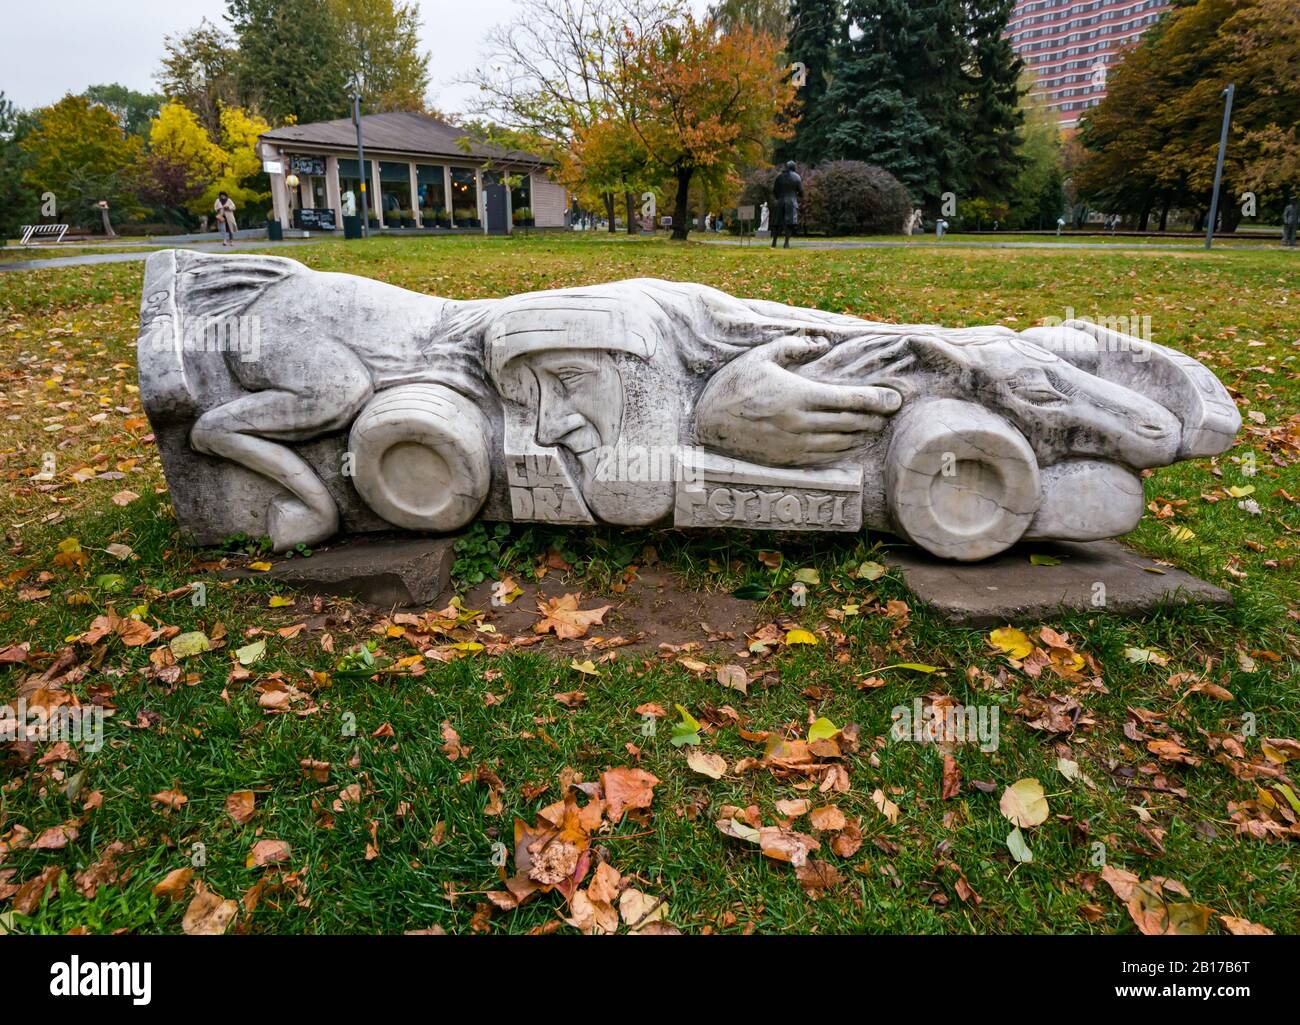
[484,183,509,235]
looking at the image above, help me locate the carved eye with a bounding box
[1009,369,1068,406]
[556,367,593,388]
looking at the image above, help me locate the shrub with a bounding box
[804,161,912,236]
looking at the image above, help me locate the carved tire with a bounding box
[349,383,491,532]
[885,399,1041,561]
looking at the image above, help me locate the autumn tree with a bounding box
[200,106,274,220]
[465,0,683,230]
[1225,0,1300,199]
[226,0,352,124]
[156,19,245,139]
[619,15,795,239]
[83,84,163,138]
[1077,0,1300,229]
[20,95,143,228]
[329,0,432,112]
[136,103,224,228]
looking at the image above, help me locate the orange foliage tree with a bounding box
[612,15,794,240]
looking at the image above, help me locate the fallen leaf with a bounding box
[1000,778,1048,828]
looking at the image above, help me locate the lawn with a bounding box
[0,233,1296,935]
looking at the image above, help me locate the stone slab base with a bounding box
[885,539,1231,628]
[222,536,455,608]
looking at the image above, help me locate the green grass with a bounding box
[0,233,1297,935]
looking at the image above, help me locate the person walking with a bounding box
[1283,198,1298,247]
[214,192,238,247]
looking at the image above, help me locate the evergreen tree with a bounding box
[780,0,841,163]
[822,0,941,203]
[226,0,351,125]
[329,0,433,113]
[0,93,34,238]
[811,0,1023,210]
[961,0,1024,204]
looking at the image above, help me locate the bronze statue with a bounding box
[771,161,802,249]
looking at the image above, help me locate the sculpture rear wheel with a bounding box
[886,399,1041,561]
[349,383,491,532]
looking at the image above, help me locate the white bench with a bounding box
[19,224,69,244]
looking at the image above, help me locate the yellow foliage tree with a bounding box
[199,106,273,216]
[140,102,225,217]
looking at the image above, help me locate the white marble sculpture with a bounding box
[136,250,1240,561]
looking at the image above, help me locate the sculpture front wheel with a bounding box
[886,400,1041,561]
[349,384,492,532]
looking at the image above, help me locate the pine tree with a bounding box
[780,0,841,163]
[226,0,351,125]
[822,0,942,203]
[962,0,1025,205]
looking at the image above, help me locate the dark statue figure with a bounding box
[771,160,802,249]
[1284,198,1297,247]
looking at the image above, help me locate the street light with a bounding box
[350,89,370,239]
[1205,83,1234,250]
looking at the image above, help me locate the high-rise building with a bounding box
[1007,0,1172,128]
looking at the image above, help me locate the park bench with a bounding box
[19,223,70,244]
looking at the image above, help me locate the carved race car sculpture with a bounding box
[137,250,1240,561]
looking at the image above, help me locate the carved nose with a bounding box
[537,410,588,446]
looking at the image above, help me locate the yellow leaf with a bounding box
[999,778,1049,828]
[785,628,818,646]
[569,658,599,676]
[248,561,272,572]
[268,596,295,607]
[989,626,1034,660]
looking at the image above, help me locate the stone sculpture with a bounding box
[137,250,1240,561]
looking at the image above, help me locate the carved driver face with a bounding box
[523,349,624,471]
[486,289,692,525]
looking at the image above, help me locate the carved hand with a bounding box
[695,337,902,467]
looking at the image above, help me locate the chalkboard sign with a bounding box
[289,155,326,177]
[294,207,338,230]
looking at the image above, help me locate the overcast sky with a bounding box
[5,0,712,118]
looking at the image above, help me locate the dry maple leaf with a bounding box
[225,791,256,825]
[809,805,847,832]
[534,593,611,640]
[182,883,237,935]
[31,824,78,850]
[797,858,844,896]
[153,867,194,901]
[601,767,660,822]
[758,825,821,867]
[247,839,292,869]
[151,788,188,810]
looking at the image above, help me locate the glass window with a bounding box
[511,174,532,224]
[416,164,447,225]
[379,161,413,223]
[450,167,479,227]
[337,158,370,222]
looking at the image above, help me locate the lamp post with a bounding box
[350,90,370,239]
[1205,83,1234,250]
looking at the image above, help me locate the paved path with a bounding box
[0,238,320,273]
[700,237,1275,252]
